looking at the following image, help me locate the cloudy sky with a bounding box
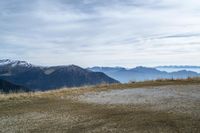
[0,0,200,67]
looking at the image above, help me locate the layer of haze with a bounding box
[0,0,200,67]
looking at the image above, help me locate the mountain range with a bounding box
[156,65,200,69]
[1,59,199,91]
[156,66,200,73]
[88,66,200,83]
[0,59,119,91]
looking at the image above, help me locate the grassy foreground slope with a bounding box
[0,78,200,133]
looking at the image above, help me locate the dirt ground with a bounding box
[0,82,200,133]
[78,85,200,115]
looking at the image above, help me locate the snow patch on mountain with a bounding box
[44,68,56,75]
[0,59,33,68]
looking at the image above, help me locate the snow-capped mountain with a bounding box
[0,59,119,91]
[0,59,33,68]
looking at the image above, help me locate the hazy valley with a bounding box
[88,66,200,83]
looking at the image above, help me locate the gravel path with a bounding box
[79,84,200,115]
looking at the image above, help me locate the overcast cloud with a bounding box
[0,0,200,67]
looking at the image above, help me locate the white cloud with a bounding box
[0,0,200,67]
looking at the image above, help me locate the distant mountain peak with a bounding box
[131,66,159,72]
[88,66,126,72]
[156,65,200,68]
[134,66,150,69]
[88,66,200,83]
[0,59,33,68]
[0,60,119,90]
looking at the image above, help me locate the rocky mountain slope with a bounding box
[0,79,29,93]
[0,59,119,91]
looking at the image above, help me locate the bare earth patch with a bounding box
[78,85,200,115]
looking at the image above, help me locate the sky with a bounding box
[0,0,200,67]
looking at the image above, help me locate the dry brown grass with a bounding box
[1,77,200,101]
[0,78,199,133]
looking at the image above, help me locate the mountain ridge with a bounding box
[156,65,200,68]
[0,59,119,91]
[88,66,200,83]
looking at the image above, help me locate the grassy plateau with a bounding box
[0,78,200,133]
